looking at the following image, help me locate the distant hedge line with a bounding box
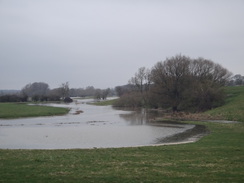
[0,94,62,103]
[0,95,28,102]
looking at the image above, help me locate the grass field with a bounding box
[0,103,69,118]
[0,86,243,182]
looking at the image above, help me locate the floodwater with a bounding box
[0,98,195,149]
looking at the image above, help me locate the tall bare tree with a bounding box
[60,82,70,99]
[129,67,151,93]
[151,54,232,111]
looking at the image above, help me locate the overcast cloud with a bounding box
[1,0,244,89]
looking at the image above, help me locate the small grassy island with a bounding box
[0,103,69,119]
[90,98,118,106]
[0,86,243,182]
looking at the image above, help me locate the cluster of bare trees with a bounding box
[69,86,97,97]
[94,88,111,100]
[115,54,232,112]
[21,82,71,102]
[0,82,52,102]
[20,82,112,102]
[69,86,113,100]
[228,74,244,86]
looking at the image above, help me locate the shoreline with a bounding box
[0,123,209,150]
[155,124,209,144]
[0,120,238,150]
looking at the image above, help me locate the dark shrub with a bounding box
[64,97,73,103]
[0,95,23,102]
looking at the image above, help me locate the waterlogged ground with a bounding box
[0,98,195,149]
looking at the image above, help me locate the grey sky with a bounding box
[1,0,244,90]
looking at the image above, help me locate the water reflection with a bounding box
[117,108,161,125]
[0,99,195,149]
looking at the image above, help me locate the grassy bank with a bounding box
[158,86,244,122]
[0,103,69,118]
[206,86,244,122]
[0,121,243,182]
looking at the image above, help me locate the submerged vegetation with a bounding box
[0,103,69,119]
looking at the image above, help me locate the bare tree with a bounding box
[48,88,62,101]
[229,74,244,85]
[151,54,232,111]
[59,82,70,99]
[151,55,191,111]
[102,88,110,100]
[94,88,111,100]
[94,89,102,100]
[21,82,49,101]
[129,67,151,93]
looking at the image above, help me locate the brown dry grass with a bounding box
[158,111,224,121]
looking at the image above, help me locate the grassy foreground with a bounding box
[0,103,69,118]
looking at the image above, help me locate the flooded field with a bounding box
[0,98,196,149]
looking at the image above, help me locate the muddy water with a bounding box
[0,98,195,149]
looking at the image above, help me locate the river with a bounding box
[0,98,195,149]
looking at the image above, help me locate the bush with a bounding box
[47,95,61,102]
[64,97,73,103]
[113,92,143,107]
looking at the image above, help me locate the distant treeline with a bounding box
[114,54,238,112]
[0,90,20,96]
[0,82,115,103]
[228,74,244,86]
[0,94,28,103]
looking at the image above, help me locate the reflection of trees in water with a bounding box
[119,109,161,125]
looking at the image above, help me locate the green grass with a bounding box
[90,98,118,106]
[0,103,69,118]
[0,121,243,182]
[206,86,244,122]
